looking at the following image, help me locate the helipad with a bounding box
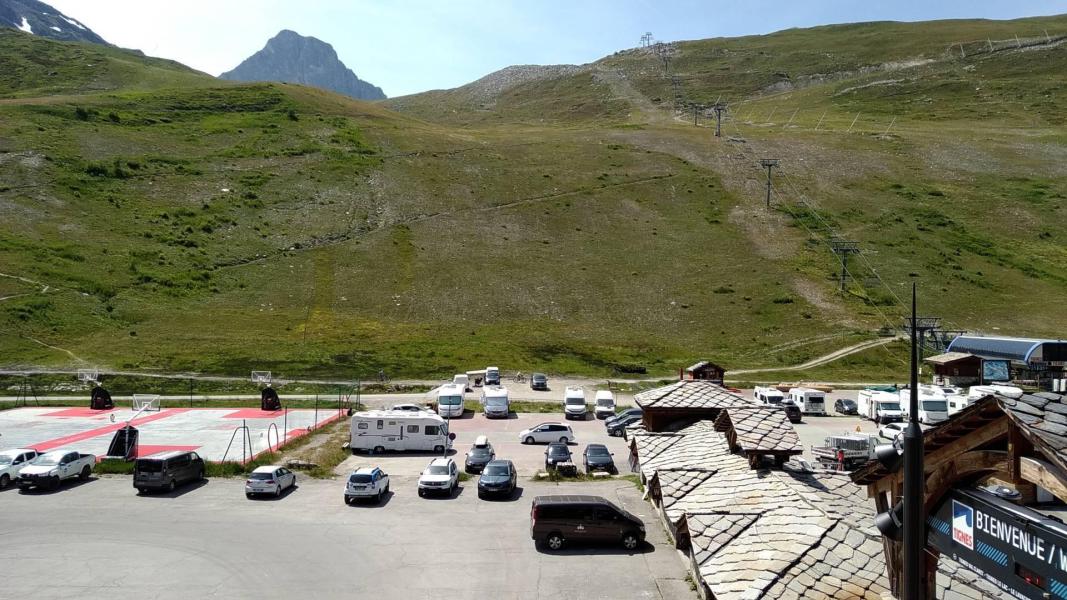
[0,407,344,461]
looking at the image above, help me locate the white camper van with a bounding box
[788,388,827,416]
[437,383,466,418]
[856,389,904,424]
[350,410,451,453]
[563,386,587,420]
[594,390,616,419]
[898,385,949,424]
[754,386,785,406]
[480,385,510,419]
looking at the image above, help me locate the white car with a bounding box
[879,422,907,441]
[0,448,39,489]
[344,467,390,504]
[519,422,575,445]
[417,457,458,497]
[245,465,297,498]
[390,403,428,413]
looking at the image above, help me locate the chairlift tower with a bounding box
[759,159,780,208]
[830,239,861,292]
[711,103,727,137]
[640,32,654,48]
[902,316,942,357]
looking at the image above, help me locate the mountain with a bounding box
[1,16,1066,381]
[0,0,108,45]
[221,29,385,100]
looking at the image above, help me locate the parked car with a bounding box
[478,459,517,499]
[605,407,642,427]
[780,401,802,424]
[530,373,549,390]
[583,444,617,474]
[16,450,95,491]
[879,422,907,441]
[390,403,429,413]
[519,422,575,444]
[465,436,495,473]
[245,465,297,498]
[834,399,859,416]
[544,442,573,471]
[0,448,39,489]
[134,451,204,494]
[606,414,642,437]
[344,467,390,504]
[418,457,459,497]
[530,495,645,551]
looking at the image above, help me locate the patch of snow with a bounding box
[60,15,85,30]
[17,17,33,34]
[51,26,62,32]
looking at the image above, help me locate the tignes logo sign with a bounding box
[952,500,974,550]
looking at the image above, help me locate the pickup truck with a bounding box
[16,450,96,491]
[0,448,40,488]
[811,433,878,471]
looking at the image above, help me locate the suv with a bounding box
[344,467,390,504]
[544,442,572,471]
[834,398,858,415]
[519,423,575,444]
[780,401,802,424]
[133,451,204,494]
[418,457,459,497]
[583,444,617,474]
[478,459,517,499]
[530,373,549,391]
[530,495,645,551]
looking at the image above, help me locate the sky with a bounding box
[45,0,1067,97]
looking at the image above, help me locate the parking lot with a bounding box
[0,474,693,600]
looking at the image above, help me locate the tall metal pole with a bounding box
[903,283,925,600]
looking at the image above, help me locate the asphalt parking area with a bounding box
[338,411,631,477]
[0,475,694,600]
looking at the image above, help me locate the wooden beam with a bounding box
[923,418,1010,474]
[1021,456,1067,504]
[1008,426,1033,482]
[924,450,1009,512]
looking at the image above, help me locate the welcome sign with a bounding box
[929,488,1067,600]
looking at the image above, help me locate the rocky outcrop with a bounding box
[0,0,109,45]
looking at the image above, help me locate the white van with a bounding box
[594,390,616,419]
[437,383,466,418]
[481,385,510,419]
[754,386,785,406]
[452,374,470,392]
[788,388,827,416]
[563,386,587,420]
[350,410,451,453]
[485,366,501,386]
[898,385,948,424]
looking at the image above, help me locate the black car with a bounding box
[605,407,642,427]
[530,373,549,390]
[835,398,858,415]
[606,414,642,437]
[530,495,645,551]
[478,459,517,499]
[465,445,495,474]
[134,451,204,494]
[780,401,802,424]
[544,442,572,471]
[583,444,617,474]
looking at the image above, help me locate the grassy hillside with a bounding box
[2,16,1066,381]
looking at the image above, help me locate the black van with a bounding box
[530,495,645,551]
[134,451,205,494]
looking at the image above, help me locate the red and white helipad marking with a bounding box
[0,407,343,462]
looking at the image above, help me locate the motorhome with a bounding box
[593,390,616,419]
[788,388,827,416]
[350,410,451,453]
[754,386,785,406]
[563,386,588,420]
[953,384,1024,416]
[436,383,466,418]
[856,389,904,424]
[481,385,510,419]
[898,385,949,424]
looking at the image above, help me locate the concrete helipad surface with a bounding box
[0,407,343,461]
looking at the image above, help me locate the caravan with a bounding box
[788,388,827,416]
[436,383,466,418]
[754,386,785,406]
[350,410,451,453]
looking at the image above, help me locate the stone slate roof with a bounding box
[999,391,1067,473]
[636,424,737,481]
[715,407,802,454]
[634,380,754,410]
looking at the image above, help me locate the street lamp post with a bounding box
[903,283,926,599]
